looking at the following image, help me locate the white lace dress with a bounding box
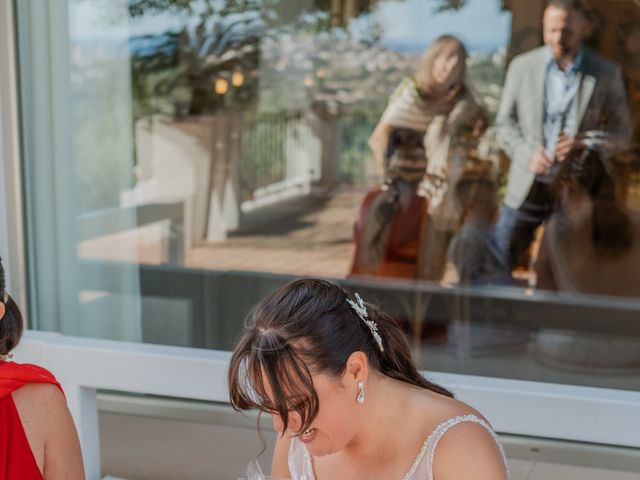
[287,414,509,480]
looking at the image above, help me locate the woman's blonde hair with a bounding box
[415,35,468,97]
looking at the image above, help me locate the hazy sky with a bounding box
[72,0,511,53]
[372,0,511,52]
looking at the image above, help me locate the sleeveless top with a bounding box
[0,360,63,480]
[288,414,509,480]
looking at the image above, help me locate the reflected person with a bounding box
[369,34,486,280]
[445,167,512,286]
[445,169,527,357]
[495,0,632,270]
[535,144,640,296]
[351,128,429,279]
[534,145,640,372]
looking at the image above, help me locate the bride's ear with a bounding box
[343,351,368,384]
[0,303,5,321]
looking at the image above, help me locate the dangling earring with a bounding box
[356,380,365,404]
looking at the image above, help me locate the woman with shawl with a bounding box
[367,35,487,281]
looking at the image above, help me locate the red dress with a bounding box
[0,360,63,480]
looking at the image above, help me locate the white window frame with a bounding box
[0,0,28,315]
[3,3,640,479]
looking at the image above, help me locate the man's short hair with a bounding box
[546,0,588,16]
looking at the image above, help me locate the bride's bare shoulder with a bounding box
[413,390,508,479]
[413,387,486,425]
[431,419,508,479]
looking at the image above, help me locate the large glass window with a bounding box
[16,0,640,392]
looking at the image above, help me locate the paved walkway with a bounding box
[79,188,363,279]
[188,189,359,277]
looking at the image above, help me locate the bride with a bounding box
[228,279,509,479]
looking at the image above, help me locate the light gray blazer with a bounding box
[496,46,632,209]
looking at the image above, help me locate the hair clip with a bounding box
[347,293,384,353]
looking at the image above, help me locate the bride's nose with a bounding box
[271,414,284,433]
[287,413,302,433]
[271,412,302,434]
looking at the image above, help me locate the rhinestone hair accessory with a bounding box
[346,293,384,352]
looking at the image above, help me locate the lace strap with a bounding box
[292,415,508,480]
[421,414,509,480]
[302,445,316,480]
[288,438,315,480]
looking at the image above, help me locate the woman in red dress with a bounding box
[0,259,84,479]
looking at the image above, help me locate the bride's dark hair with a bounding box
[228,278,452,436]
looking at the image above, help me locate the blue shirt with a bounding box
[541,48,584,182]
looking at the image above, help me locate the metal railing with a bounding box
[240,110,321,211]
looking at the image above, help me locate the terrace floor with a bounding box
[79,187,362,279]
[79,186,541,286]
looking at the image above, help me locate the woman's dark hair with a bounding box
[385,128,428,182]
[556,145,631,256]
[454,165,498,225]
[0,258,24,356]
[386,127,424,161]
[228,279,452,436]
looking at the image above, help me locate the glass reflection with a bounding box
[22,0,640,390]
[533,144,640,373]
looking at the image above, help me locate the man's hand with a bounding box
[530,146,553,175]
[555,134,575,162]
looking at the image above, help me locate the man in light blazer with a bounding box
[495,0,631,269]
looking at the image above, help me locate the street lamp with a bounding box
[214,78,229,95]
[231,69,245,87]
